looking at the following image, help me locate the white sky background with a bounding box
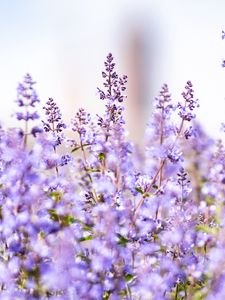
[0,0,225,142]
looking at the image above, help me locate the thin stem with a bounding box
[134,160,165,220]
[53,146,59,176]
[78,130,98,203]
[125,282,132,300]
[23,102,29,148]
[105,66,112,142]
[24,119,28,147]
[156,105,165,219]
[114,167,120,192]
[108,67,112,98]
[51,120,59,176]
[175,283,179,300]
[79,132,88,166]
[134,107,188,219]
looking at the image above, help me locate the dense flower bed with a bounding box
[0,49,224,299]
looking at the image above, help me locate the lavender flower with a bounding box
[15,74,42,145]
[42,98,66,147]
[177,167,191,200]
[167,147,183,163]
[178,80,199,122]
[42,98,66,133]
[184,125,197,139]
[71,108,93,145]
[15,73,40,120]
[97,53,127,141]
[98,53,127,103]
[0,52,224,299]
[222,30,225,40]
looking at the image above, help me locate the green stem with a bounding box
[175,283,179,300]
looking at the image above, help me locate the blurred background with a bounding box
[0,0,225,143]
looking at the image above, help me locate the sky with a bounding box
[0,0,225,142]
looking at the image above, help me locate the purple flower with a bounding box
[60,154,72,166]
[42,98,66,147]
[42,98,66,133]
[15,74,40,122]
[98,53,127,103]
[14,74,41,145]
[177,167,192,199]
[184,126,197,139]
[178,81,199,121]
[222,30,225,40]
[155,83,174,117]
[0,52,225,299]
[167,147,183,163]
[96,54,128,142]
[71,108,91,136]
[30,126,43,137]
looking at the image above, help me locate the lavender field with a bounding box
[0,46,225,299]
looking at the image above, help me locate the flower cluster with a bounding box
[177,80,199,122]
[15,73,40,122]
[42,97,66,146]
[222,30,225,67]
[15,73,42,145]
[97,53,128,141]
[0,52,224,300]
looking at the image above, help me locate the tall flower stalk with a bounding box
[42,98,66,175]
[135,81,199,219]
[15,73,40,147]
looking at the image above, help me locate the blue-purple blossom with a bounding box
[15,73,40,120]
[0,52,224,299]
[184,125,197,139]
[15,74,42,145]
[71,108,94,146]
[97,53,128,143]
[167,147,183,163]
[222,30,225,40]
[178,80,199,122]
[42,98,66,147]
[98,53,127,103]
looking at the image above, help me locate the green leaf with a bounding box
[98,152,105,162]
[17,268,28,289]
[152,184,158,190]
[125,273,134,282]
[143,192,150,198]
[79,235,93,242]
[49,191,62,202]
[61,215,75,226]
[48,209,60,222]
[85,168,101,173]
[48,210,75,227]
[71,143,91,153]
[82,225,93,232]
[195,224,217,235]
[73,218,93,232]
[192,290,207,300]
[117,234,129,247]
[102,291,111,300]
[77,252,90,264]
[205,196,215,205]
[119,289,128,297]
[71,146,81,153]
[135,187,144,194]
